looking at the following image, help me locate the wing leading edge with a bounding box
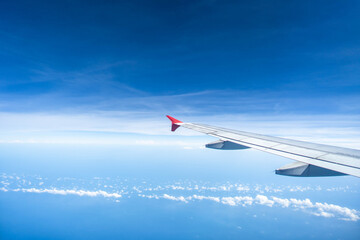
[166,115,360,178]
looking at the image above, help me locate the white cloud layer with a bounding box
[1,174,359,222]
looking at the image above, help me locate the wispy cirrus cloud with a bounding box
[2,62,360,117]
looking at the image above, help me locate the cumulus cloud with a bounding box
[272,196,359,222]
[313,202,360,221]
[219,195,359,221]
[255,195,274,207]
[138,194,160,200]
[162,194,189,203]
[236,185,250,191]
[170,186,185,190]
[192,195,220,203]
[222,196,254,207]
[139,194,221,204]
[272,197,290,207]
[313,211,334,218]
[289,198,313,208]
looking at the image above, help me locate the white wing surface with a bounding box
[166,116,360,178]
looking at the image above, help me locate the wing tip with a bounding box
[166,115,182,131]
[166,115,182,124]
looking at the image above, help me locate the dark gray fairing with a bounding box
[206,140,250,150]
[276,162,346,177]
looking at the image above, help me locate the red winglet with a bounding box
[166,115,183,132]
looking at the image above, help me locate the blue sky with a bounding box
[0,2,360,239]
[1,0,360,114]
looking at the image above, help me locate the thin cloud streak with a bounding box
[9,188,122,198]
[2,87,360,114]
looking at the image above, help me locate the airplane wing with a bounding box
[166,115,360,177]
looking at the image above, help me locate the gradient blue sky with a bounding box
[1,2,360,239]
[0,1,359,145]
